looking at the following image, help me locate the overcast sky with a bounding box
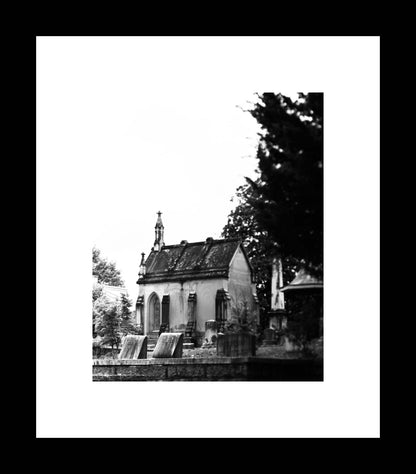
[38,37,286,301]
[92,87,263,301]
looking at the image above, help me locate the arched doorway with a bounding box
[148,293,161,333]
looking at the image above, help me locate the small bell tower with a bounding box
[153,211,165,251]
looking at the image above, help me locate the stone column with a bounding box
[184,292,197,348]
[216,289,231,333]
[252,292,260,325]
[187,292,197,322]
[136,296,144,334]
[268,257,286,330]
[271,257,285,312]
[161,295,170,331]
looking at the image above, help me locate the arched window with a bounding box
[215,289,230,332]
[148,293,161,332]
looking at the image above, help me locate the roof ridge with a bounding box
[160,237,240,249]
[193,240,214,269]
[167,243,187,272]
[140,238,244,282]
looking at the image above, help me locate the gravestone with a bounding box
[152,332,184,358]
[217,332,256,357]
[202,320,218,348]
[118,335,148,359]
[262,328,277,346]
[183,292,197,349]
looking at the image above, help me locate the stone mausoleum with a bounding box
[136,212,259,346]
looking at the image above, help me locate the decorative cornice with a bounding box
[137,270,228,285]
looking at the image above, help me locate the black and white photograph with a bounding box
[37,36,379,437]
[91,92,324,382]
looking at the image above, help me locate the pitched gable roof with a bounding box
[280,268,323,292]
[137,238,247,283]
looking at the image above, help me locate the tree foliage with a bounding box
[119,293,141,336]
[222,182,302,320]
[92,283,104,303]
[285,293,323,346]
[223,92,323,333]
[224,300,259,337]
[94,298,123,355]
[93,293,141,356]
[246,93,323,275]
[92,246,125,286]
[92,249,140,355]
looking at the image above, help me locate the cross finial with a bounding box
[154,211,165,250]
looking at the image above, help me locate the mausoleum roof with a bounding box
[138,238,250,283]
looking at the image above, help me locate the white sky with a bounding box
[91,87,262,301]
[38,37,287,300]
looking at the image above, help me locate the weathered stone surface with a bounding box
[216,333,256,357]
[152,332,183,358]
[92,357,323,381]
[283,335,302,352]
[263,328,275,341]
[166,364,206,380]
[202,319,217,348]
[118,335,147,359]
[262,328,277,346]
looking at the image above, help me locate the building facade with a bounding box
[136,212,259,345]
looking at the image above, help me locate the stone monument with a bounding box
[202,320,218,348]
[262,327,277,345]
[267,257,287,332]
[152,332,184,358]
[118,335,148,359]
[183,292,197,349]
[217,332,256,357]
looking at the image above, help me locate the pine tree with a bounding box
[223,92,323,334]
[119,293,141,336]
[246,93,323,276]
[222,181,302,323]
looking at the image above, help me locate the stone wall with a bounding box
[93,358,323,381]
[228,246,259,322]
[136,247,260,341]
[217,333,256,357]
[137,278,228,334]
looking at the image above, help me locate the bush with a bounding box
[93,292,141,358]
[224,301,259,337]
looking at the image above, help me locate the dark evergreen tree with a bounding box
[246,93,323,276]
[223,92,323,336]
[119,293,132,319]
[222,181,302,326]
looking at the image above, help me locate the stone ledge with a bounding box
[92,357,323,381]
[93,357,307,366]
